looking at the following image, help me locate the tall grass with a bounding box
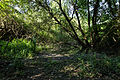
[0,39,36,59]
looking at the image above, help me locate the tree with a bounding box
[1,0,120,51]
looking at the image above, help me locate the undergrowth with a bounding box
[0,39,36,59]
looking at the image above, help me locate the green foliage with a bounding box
[1,0,120,79]
[36,53,120,79]
[0,39,35,59]
[66,53,120,79]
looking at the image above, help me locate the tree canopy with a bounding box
[0,0,120,50]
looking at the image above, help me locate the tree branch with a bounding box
[37,0,87,47]
[59,0,86,46]
[73,0,89,46]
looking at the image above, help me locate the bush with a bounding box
[0,39,35,59]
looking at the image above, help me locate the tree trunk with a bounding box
[92,0,99,48]
[58,1,87,48]
[88,0,92,46]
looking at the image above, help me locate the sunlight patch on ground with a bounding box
[42,53,69,58]
[30,73,44,79]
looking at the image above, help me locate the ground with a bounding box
[0,43,79,80]
[0,43,120,80]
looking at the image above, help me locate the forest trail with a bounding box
[1,47,120,80]
[1,43,119,80]
[22,53,72,80]
[1,46,78,80]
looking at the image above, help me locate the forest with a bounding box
[0,0,120,79]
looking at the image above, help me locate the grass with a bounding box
[0,39,35,59]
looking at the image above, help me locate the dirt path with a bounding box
[0,43,80,80]
[23,52,74,80]
[1,51,76,80]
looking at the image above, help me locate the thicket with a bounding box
[0,0,120,79]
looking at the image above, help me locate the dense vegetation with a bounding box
[0,0,120,79]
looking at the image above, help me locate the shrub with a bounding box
[0,39,35,59]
